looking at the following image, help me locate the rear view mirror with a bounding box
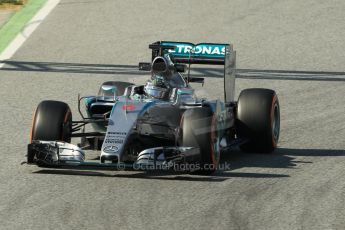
[139,62,151,71]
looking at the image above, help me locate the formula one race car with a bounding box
[27,41,280,174]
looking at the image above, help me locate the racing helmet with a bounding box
[144,78,170,99]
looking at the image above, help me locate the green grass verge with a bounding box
[0,0,47,53]
[0,0,23,5]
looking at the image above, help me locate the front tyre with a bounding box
[236,88,280,153]
[180,107,219,175]
[30,100,72,143]
[29,100,72,163]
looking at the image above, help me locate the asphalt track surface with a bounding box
[1,1,345,229]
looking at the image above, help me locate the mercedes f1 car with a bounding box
[27,41,280,174]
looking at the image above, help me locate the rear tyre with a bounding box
[98,81,134,97]
[181,107,219,175]
[236,88,280,153]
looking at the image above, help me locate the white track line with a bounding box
[0,0,60,68]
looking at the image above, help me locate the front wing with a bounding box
[27,141,202,172]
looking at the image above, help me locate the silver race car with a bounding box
[27,41,280,174]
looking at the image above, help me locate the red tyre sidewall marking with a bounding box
[270,95,278,147]
[210,113,219,168]
[61,109,71,141]
[179,113,185,145]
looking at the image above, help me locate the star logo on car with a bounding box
[103,145,119,153]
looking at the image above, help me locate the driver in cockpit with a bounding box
[143,54,187,100]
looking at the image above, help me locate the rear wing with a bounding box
[150,41,231,65]
[148,41,236,102]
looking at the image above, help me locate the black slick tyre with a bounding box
[236,88,280,153]
[181,107,219,175]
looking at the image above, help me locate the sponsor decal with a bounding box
[162,42,226,58]
[108,132,127,136]
[105,138,124,144]
[103,145,119,154]
[122,104,136,111]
